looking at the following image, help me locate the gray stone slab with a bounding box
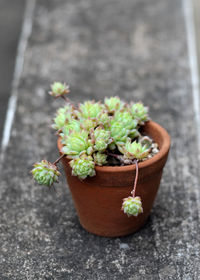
[0,0,25,140]
[0,0,200,279]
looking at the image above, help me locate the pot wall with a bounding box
[58,121,170,237]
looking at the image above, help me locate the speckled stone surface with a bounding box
[0,0,200,279]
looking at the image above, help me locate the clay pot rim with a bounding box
[57,120,170,173]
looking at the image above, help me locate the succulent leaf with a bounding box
[79,101,103,119]
[108,142,116,150]
[122,196,143,217]
[49,82,70,98]
[104,96,123,112]
[81,118,98,131]
[70,155,95,179]
[131,102,149,124]
[109,121,129,144]
[139,136,153,149]
[93,152,107,166]
[31,160,60,187]
[92,126,112,151]
[114,111,138,130]
[97,111,110,127]
[61,130,92,158]
[60,119,81,136]
[52,105,74,130]
[119,140,150,160]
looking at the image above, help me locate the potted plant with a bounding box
[31,82,170,237]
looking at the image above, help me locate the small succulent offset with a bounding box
[31,160,60,187]
[32,82,159,217]
[122,196,143,217]
[49,82,70,98]
[70,155,96,179]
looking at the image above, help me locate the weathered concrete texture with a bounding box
[0,0,25,140]
[0,0,200,279]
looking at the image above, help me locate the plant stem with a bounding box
[131,159,139,198]
[106,151,122,160]
[53,154,65,165]
[61,95,70,103]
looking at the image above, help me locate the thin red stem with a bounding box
[61,95,70,103]
[131,159,139,198]
[106,151,122,160]
[53,154,65,165]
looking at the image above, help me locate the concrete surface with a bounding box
[0,0,25,140]
[0,0,200,279]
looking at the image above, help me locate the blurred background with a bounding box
[0,0,25,140]
[0,0,199,145]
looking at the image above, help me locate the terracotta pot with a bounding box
[57,120,170,237]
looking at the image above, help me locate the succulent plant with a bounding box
[80,118,98,131]
[32,81,157,218]
[119,140,150,160]
[70,155,95,179]
[122,196,143,217]
[93,152,107,166]
[60,119,81,136]
[79,101,103,119]
[91,126,112,152]
[49,82,70,98]
[61,130,93,158]
[31,160,60,187]
[113,111,140,139]
[98,111,110,127]
[52,105,76,130]
[113,111,137,130]
[104,96,124,112]
[109,121,130,145]
[131,102,149,125]
[139,136,152,149]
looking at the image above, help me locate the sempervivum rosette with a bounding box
[70,155,95,180]
[131,102,149,125]
[91,126,112,152]
[31,160,60,187]
[104,96,124,113]
[122,196,143,217]
[49,82,70,98]
[61,130,93,158]
[93,152,107,166]
[119,140,150,160]
[79,101,104,119]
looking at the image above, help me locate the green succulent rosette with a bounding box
[131,102,149,125]
[139,136,152,149]
[122,196,143,217]
[93,152,107,166]
[109,121,129,145]
[49,82,70,98]
[60,119,81,137]
[113,111,139,139]
[61,130,93,158]
[97,111,110,128]
[79,101,104,119]
[118,140,150,160]
[91,126,112,152]
[31,160,60,187]
[104,96,124,112]
[70,155,95,179]
[80,118,98,131]
[52,105,75,130]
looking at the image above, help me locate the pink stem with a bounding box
[61,95,70,103]
[53,154,65,165]
[106,151,122,160]
[131,159,139,198]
